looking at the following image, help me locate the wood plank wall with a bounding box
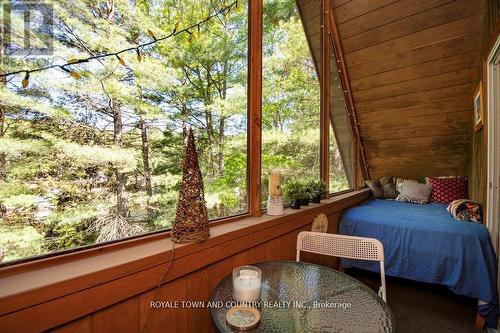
[47,218,339,333]
[331,0,485,179]
[469,0,500,205]
[40,201,362,333]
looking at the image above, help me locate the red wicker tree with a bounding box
[172,128,210,243]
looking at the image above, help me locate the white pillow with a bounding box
[395,178,418,193]
[396,180,432,204]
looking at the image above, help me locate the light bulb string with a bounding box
[0,0,239,80]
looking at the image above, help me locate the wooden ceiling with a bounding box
[301,0,485,180]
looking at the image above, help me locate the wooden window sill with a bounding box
[0,189,370,330]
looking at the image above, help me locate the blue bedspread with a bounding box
[339,199,498,326]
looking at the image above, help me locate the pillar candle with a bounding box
[269,171,281,196]
[233,269,261,302]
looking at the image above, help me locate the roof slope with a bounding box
[299,0,485,180]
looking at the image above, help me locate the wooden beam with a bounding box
[320,0,331,187]
[247,0,263,217]
[327,6,370,180]
[354,135,360,189]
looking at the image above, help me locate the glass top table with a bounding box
[210,261,395,333]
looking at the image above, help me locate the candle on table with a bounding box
[233,267,261,302]
[269,171,281,197]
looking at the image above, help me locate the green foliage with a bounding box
[307,179,328,198]
[0,225,45,261]
[55,141,138,172]
[0,138,45,158]
[0,0,349,263]
[330,174,349,193]
[282,180,307,201]
[2,194,40,209]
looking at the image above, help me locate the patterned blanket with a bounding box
[447,199,483,222]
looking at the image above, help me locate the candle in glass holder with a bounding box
[232,266,261,302]
[269,171,281,196]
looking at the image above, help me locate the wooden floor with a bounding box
[346,268,484,333]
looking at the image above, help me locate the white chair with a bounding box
[296,231,387,302]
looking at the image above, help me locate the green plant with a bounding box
[283,180,305,201]
[308,179,327,198]
[298,179,312,200]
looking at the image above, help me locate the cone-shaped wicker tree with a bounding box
[172,129,210,243]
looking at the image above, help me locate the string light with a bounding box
[1,0,240,88]
[234,0,243,13]
[147,29,156,40]
[69,71,82,80]
[116,54,126,66]
[60,66,82,80]
[136,48,142,63]
[22,72,29,88]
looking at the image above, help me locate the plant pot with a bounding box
[311,195,321,204]
[300,198,309,206]
[291,199,301,209]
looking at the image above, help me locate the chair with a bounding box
[296,231,387,302]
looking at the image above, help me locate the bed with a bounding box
[339,199,498,327]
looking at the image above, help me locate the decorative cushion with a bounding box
[365,180,383,199]
[379,176,393,186]
[394,178,418,193]
[396,180,432,204]
[382,183,398,199]
[428,177,468,205]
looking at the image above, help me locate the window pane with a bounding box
[329,47,352,193]
[0,0,248,263]
[330,125,350,193]
[261,0,321,204]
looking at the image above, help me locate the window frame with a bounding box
[0,0,364,268]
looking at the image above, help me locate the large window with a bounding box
[261,0,321,204]
[0,0,354,265]
[329,53,352,193]
[329,126,350,192]
[0,0,248,262]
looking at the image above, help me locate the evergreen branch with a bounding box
[0,0,239,79]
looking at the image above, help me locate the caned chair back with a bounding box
[296,231,387,302]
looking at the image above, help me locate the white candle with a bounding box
[233,267,261,302]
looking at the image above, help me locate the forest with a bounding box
[0,0,348,262]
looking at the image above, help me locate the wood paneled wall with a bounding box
[47,214,342,333]
[0,191,370,333]
[330,0,485,179]
[469,0,500,205]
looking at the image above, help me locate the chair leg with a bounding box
[475,313,485,330]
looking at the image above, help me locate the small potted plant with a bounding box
[283,181,302,209]
[309,179,327,203]
[299,180,311,206]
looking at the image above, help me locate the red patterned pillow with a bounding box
[428,177,468,205]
